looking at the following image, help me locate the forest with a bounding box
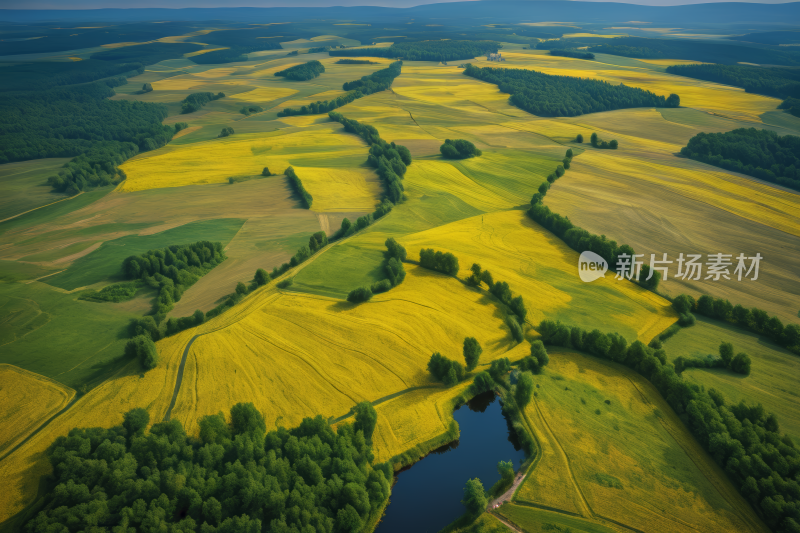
[0,59,144,92]
[274,60,326,81]
[22,403,391,533]
[463,64,675,117]
[182,92,225,114]
[665,63,800,100]
[0,81,174,193]
[538,36,800,65]
[681,128,800,191]
[549,49,595,60]
[329,40,501,62]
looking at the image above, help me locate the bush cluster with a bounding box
[674,341,751,376]
[124,334,159,370]
[440,138,482,159]
[274,60,326,81]
[23,403,390,532]
[419,248,459,276]
[181,91,224,114]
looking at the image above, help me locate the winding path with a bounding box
[0,395,79,462]
[162,334,200,422]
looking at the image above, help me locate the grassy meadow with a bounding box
[663,316,800,442]
[516,351,766,533]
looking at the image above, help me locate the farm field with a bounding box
[516,351,766,533]
[0,365,75,458]
[663,316,800,442]
[0,14,798,533]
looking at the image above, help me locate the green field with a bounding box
[663,316,800,442]
[498,504,617,533]
[44,218,245,290]
[0,158,71,221]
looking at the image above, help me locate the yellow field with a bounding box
[516,351,768,533]
[0,331,190,523]
[118,124,374,192]
[292,166,381,212]
[226,86,299,102]
[0,365,75,457]
[168,265,520,441]
[400,210,677,342]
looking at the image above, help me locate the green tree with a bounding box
[731,352,752,375]
[610,139,619,149]
[123,408,150,438]
[462,478,488,514]
[199,412,231,445]
[590,132,598,146]
[666,93,680,107]
[354,401,378,441]
[254,268,270,286]
[236,282,247,295]
[193,309,205,325]
[719,342,734,367]
[347,286,373,303]
[463,337,483,371]
[515,371,534,408]
[672,294,695,314]
[261,167,272,176]
[230,402,266,437]
[576,133,584,143]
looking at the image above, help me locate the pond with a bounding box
[375,391,527,533]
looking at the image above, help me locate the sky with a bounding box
[0,0,796,9]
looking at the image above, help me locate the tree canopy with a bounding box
[463,63,677,117]
[23,403,391,533]
[681,128,800,192]
[440,139,482,159]
[274,60,326,81]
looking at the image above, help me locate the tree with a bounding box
[385,237,407,260]
[566,148,574,158]
[667,93,680,107]
[731,352,752,375]
[610,139,618,149]
[463,337,483,371]
[255,268,270,286]
[576,133,584,143]
[590,132,598,146]
[440,139,481,159]
[142,82,153,93]
[309,231,328,252]
[462,478,487,514]
[673,294,695,314]
[230,402,266,437]
[515,372,534,408]
[123,408,149,438]
[236,282,247,295]
[125,335,159,370]
[347,286,373,303]
[354,401,378,441]
[193,309,204,325]
[261,167,272,176]
[498,460,515,486]
[719,342,734,367]
[530,340,549,369]
[489,357,511,381]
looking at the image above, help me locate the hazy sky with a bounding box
[1,0,796,9]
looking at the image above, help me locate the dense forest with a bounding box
[538,36,800,66]
[665,63,800,100]
[91,43,203,65]
[0,82,175,192]
[0,59,144,92]
[463,64,675,117]
[550,49,595,60]
[329,111,411,204]
[330,40,501,62]
[274,60,326,81]
[681,129,800,191]
[23,402,391,533]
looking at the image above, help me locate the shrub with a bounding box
[370,279,392,294]
[261,167,272,176]
[347,286,373,303]
[125,335,159,370]
[440,138,482,159]
[254,268,270,286]
[576,133,584,143]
